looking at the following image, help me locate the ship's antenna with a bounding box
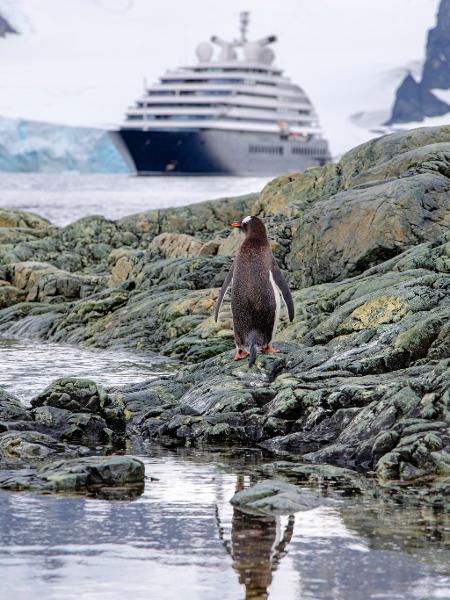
[239,11,249,43]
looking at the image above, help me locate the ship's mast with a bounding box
[239,11,249,43]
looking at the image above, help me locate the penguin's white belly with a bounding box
[269,271,281,340]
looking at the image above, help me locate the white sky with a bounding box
[0,0,442,155]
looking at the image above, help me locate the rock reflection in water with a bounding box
[216,475,295,600]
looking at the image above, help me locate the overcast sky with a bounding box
[0,0,442,154]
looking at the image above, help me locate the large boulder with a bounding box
[135,231,450,482]
[288,169,449,286]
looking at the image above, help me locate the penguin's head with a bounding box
[231,215,268,242]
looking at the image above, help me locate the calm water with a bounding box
[0,448,449,600]
[0,337,174,404]
[0,173,270,226]
[0,342,450,600]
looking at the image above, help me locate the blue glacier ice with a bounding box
[0,117,129,173]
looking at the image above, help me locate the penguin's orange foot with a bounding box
[234,349,250,360]
[261,345,280,354]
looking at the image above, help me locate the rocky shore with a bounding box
[0,125,449,499]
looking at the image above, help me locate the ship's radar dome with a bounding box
[196,42,214,62]
[243,42,261,63]
[260,47,275,65]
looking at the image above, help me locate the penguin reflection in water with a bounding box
[215,216,294,366]
[215,475,295,600]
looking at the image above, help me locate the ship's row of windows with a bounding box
[136,102,310,116]
[164,78,243,85]
[127,114,312,127]
[127,114,312,126]
[161,78,298,91]
[147,89,307,102]
[192,67,281,75]
[292,146,328,156]
[249,145,283,155]
[248,145,328,157]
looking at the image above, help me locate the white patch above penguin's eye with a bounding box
[242,216,252,224]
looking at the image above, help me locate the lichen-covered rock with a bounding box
[257,461,359,484]
[217,230,242,256]
[0,454,145,496]
[7,261,103,303]
[31,378,125,438]
[117,193,257,239]
[150,232,203,258]
[107,248,142,288]
[0,430,89,465]
[0,208,53,231]
[32,405,115,447]
[0,283,26,308]
[198,239,221,256]
[287,170,450,286]
[231,480,325,515]
[0,389,31,422]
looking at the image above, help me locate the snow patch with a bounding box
[431,88,450,106]
[350,113,450,142]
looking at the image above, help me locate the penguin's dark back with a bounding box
[231,239,276,346]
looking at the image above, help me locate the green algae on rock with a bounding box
[31,378,125,445]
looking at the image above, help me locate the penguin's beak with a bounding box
[231,221,241,229]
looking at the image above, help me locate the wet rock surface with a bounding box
[0,455,145,497]
[0,125,449,497]
[230,479,326,515]
[0,379,125,471]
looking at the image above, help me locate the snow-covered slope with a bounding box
[0,0,445,165]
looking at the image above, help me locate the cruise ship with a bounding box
[111,13,331,175]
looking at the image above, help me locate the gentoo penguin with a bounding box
[214,215,294,366]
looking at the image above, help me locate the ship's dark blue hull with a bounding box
[110,128,330,176]
[111,129,228,174]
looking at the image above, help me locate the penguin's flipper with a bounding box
[214,265,233,322]
[271,259,295,322]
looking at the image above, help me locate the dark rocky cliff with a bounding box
[0,13,17,37]
[387,0,450,125]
